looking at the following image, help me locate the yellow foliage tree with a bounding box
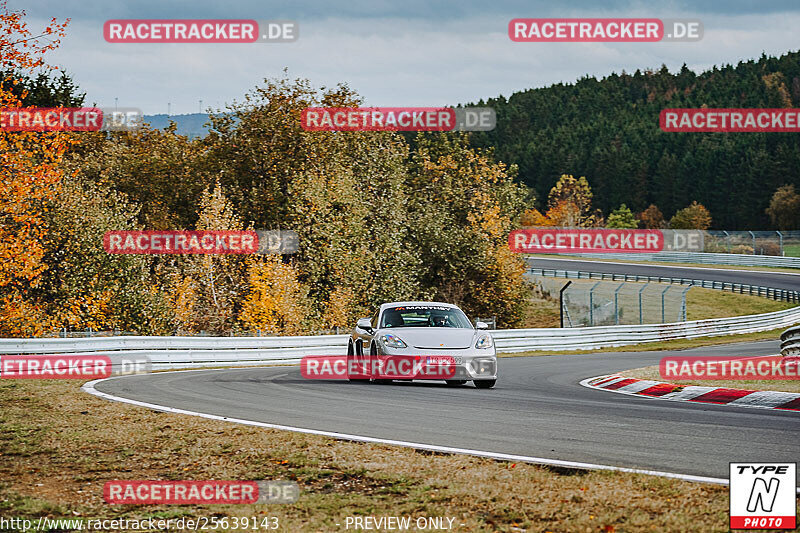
[520,208,554,226]
[322,286,355,330]
[411,135,530,326]
[669,201,712,230]
[239,256,310,335]
[520,175,599,228]
[546,175,597,227]
[169,181,249,334]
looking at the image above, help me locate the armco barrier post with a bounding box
[639,283,648,325]
[589,281,601,326]
[680,286,691,321]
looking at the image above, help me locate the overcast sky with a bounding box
[13,1,800,115]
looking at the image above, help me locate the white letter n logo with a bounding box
[747,478,779,512]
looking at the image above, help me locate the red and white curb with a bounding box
[580,375,800,411]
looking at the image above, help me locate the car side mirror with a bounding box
[475,321,489,330]
[356,318,373,332]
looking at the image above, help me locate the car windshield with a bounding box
[380,305,472,328]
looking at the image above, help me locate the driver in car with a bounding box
[431,314,448,327]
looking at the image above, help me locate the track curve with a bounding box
[527,257,800,292]
[93,340,798,482]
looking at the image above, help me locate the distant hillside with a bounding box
[143,113,213,138]
[469,50,800,229]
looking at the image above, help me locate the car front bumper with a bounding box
[375,346,497,381]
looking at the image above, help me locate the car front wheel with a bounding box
[474,379,496,389]
[370,343,391,384]
[347,341,357,382]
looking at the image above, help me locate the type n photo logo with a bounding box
[729,463,796,529]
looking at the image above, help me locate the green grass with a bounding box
[686,287,794,320]
[784,244,800,258]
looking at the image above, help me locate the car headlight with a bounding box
[475,333,493,349]
[380,333,407,349]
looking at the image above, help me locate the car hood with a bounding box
[381,328,477,349]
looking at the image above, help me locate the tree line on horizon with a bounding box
[519,174,715,231]
[468,50,800,230]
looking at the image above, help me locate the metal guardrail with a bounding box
[0,335,349,371]
[781,325,800,357]
[40,327,345,338]
[493,306,800,352]
[2,305,800,364]
[529,268,800,302]
[555,251,800,269]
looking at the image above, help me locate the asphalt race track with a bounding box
[94,341,798,482]
[528,257,800,292]
[92,261,799,482]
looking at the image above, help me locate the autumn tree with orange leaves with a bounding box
[0,2,71,335]
[521,174,600,228]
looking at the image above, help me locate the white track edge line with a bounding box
[82,373,728,487]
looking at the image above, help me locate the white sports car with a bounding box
[347,301,497,388]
